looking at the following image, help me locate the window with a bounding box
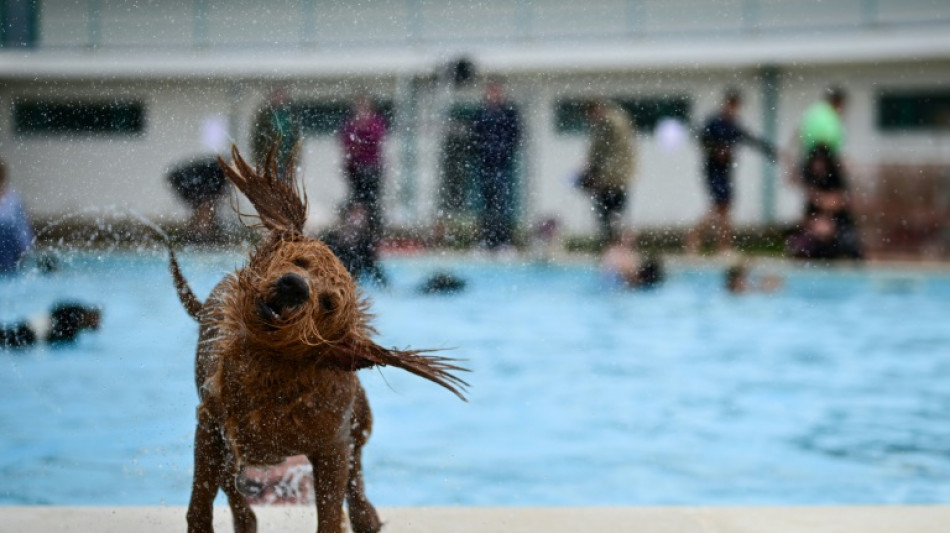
[15,100,146,135]
[878,90,950,131]
[555,96,691,134]
[294,100,395,136]
[1,0,39,48]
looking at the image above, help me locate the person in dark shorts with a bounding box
[686,89,775,254]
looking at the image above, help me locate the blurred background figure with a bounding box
[166,156,228,244]
[528,216,563,264]
[798,144,862,259]
[575,99,637,247]
[686,89,775,255]
[725,262,782,294]
[319,201,387,286]
[251,87,300,180]
[0,301,101,349]
[795,87,848,172]
[0,159,33,274]
[600,230,664,289]
[786,88,863,260]
[340,96,388,243]
[471,78,521,251]
[438,112,475,216]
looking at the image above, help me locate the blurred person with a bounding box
[799,87,848,160]
[319,200,387,286]
[785,86,849,184]
[788,144,863,259]
[471,79,521,250]
[785,212,843,260]
[340,96,388,244]
[528,216,563,264]
[166,155,228,244]
[251,87,299,180]
[725,263,782,294]
[784,88,863,260]
[576,99,636,246]
[600,230,664,289]
[438,112,475,214]
[685,89,775,254]
[0,301,101,349]
[0,159,33,273]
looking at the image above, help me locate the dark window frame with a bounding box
[293,99,395,136]
[554,96,691,135]
[1,0,40,48]
[878,90,950,132]
[14,100,147,136]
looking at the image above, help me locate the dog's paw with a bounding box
[348,503,382,533]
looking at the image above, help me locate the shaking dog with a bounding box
[170,145,467,533]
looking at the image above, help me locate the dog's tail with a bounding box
[169,249,203,320]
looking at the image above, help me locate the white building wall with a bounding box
[5,0,950,237]
[3,60,950,235]
[2,80,235,222]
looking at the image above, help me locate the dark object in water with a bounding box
[418,272,467,294]
[636,257,664,289]
[0,301,102,349]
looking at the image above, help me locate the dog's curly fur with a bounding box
[170,144,466,533]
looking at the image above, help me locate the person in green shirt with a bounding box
[786,87,864,260]
[798,86,847,161]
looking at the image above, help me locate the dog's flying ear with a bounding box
[218,143,307,234]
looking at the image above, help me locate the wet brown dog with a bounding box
[169,145,467,533]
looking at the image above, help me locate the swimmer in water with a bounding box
[0,302,101,349]
[600,231,665,289]
[725,263,782,294]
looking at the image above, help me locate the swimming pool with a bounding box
[1,251,949,506]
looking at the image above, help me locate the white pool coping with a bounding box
[2,505,948,532]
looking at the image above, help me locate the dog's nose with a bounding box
[269,273,310,311]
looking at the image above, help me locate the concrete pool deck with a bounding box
[2,506,949,532]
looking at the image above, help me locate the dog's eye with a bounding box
[292,258,310,268]
[318,291,338,312]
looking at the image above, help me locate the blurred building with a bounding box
[1,0,949,251]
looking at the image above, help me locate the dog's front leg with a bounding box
[220,457,257,533]
[346,387,381,533]
[308,443,350,533]
[187,416,225,533]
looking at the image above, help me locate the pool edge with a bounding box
[2,505,948,532]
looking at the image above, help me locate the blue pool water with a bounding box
[1,251,950,506]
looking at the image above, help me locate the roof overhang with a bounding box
[2,28,948,81]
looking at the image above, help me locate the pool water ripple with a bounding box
[1,252,949,505]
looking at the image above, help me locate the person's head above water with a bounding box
[635,256,664,289]
[725,264,748,294]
